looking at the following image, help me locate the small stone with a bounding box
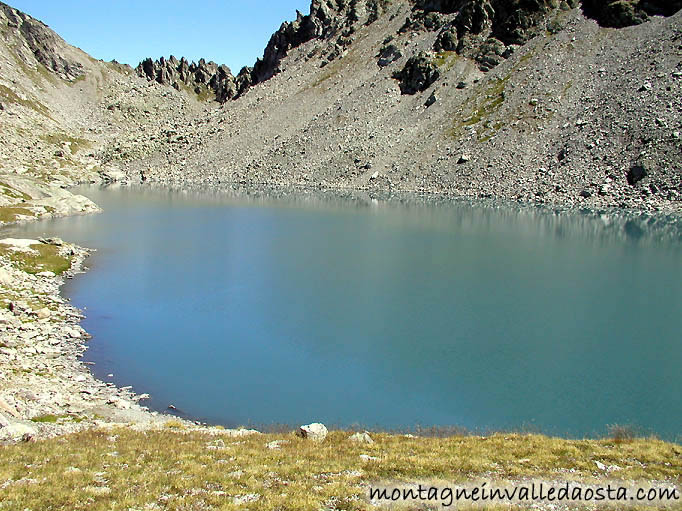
[233,494,260,505]
[370,171,379,180]
[456,81,467,89]
[638,82,651,92]
[529,98,539,106]
[580,190,592,198]
[349,432,374,444]
[595,461,607,471]
[266,440,288,449]
[298,423,328,442]
[599,184,611,196]
[0,268,12,286]
[37,271,56,278]
[65,327,81,339]
[36,308,51,320]
[424,91,437,107]
[457,154,470,164]
[359,454,379,462]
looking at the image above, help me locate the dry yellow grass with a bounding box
[0,428,679,510]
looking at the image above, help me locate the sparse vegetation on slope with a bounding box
[0,429,679,510]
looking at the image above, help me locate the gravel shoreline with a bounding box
[0,234,259,444]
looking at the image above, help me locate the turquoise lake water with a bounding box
[3,186,681,438]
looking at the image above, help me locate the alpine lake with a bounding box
[3,185,681,439]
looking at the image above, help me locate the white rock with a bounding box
[349,432,374,444]
[595,461,607,471]
[36,308,51,319]
[0,239,39,253]
[0,267,13,286]
[233,494,260,505]
[65,327,81,339]
[359,454,379,462]
[299,422,328,442]
[266,440,288,450]
[37,271,56,278]
[0,422,36,440]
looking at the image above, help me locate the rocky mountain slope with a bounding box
[1,0,681,216]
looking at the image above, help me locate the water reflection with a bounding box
[1,185,680,439]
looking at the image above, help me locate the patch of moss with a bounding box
[451,75,509,141]
[30,414,61,423]
[32,414,85,424]
[433,50,458,71]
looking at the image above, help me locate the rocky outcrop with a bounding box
[252,0,390,83]
[582,0,682,28]
[393,52,440,94]
[135,56,242,103]
[0,1,84,80]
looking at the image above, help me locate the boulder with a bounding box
[434,27,458,52]
[377,44,402,67]
[627,163,648,186]
[298,422,328,441]
[0,422,36,440]
[392,53,440,95]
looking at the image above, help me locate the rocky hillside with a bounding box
[1,0,681,216]
[0,1,211,224]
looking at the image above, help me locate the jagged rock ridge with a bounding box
[135,56,251,103]
[136,0,391,102]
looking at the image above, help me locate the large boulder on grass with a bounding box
[298,423,328,441]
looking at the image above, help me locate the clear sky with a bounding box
[9,0,311,72]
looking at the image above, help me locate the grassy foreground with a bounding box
[0,427,679,510]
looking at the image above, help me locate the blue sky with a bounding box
[9,1,311,72]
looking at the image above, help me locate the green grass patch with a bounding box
[30,414,61,424]
[451,75,509,141]
[0,206,35,223]
[69,74,87,85]
[0,243,72,275]
[31,414,85,424]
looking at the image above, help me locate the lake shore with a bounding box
[0,234,258,443]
